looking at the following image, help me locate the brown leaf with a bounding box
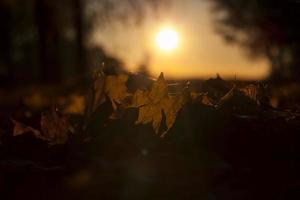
[201,93,215,106]
[134,74,167,134]
[239,84,258,103]
[131,89,150,107]
[132,73,189,136]
[105,74,129,110]
[135,104,162,134]
[41,108,69,145]
[63,95,85,115]
[161,96,176,130]
[149,73,168,103]
[162,89,189,132]
[93,76,106,111]
[218,85,236,106]
[190,92,201,101]
[12,119,41,138]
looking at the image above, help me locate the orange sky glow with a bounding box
[90,0,270,80]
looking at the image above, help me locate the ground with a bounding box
[0,75,300,200]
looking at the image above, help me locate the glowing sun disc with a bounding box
[156,28,179,51]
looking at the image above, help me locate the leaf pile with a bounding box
[88,73,267,136]
[12,106,69,145]
[12,72,274,143]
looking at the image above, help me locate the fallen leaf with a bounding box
[131,89,150,107]
[201,74,232,100]
[136,104,162,133]
[201,93,215,106]
[218,85,236,106]
[190,92,201,101]
[239,84,258,103]
[133,73,187,136]
[161,96,176,130]
[149,73,168,103]
[93,75,106,111]
[11,119,41,138]
[63,95,85,115]
[105,74,129,110]
[41,107,69,145]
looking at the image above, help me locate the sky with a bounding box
[89,0,270,80]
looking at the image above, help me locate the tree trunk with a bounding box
[266,46,286,82]
[0,3,13,85]
[35,0,61,84]
[73,0,86,77]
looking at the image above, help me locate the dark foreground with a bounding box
[1,102,300,200]
[1,74,300,200]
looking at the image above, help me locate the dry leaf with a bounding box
[63,95,85,115]
[131,89,150,107]
[218,85,236,106]
[190,92,201,101]
[135,104,162,133]
[134,73,168,134]
[149,73,168,103]
[12,119,41,138]
[133,73,187,136]
[41,108,69,145]
[161,96,176,130]
[93,76,106,111]
[201,93,215,106]
[105,74,129,110]
[162,89,189,132]
[239,84,258,102]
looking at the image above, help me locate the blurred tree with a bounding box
[73,0,85,76]
[0,0,170,85]
[0,1,13,85]
[87,47,125,75]
[137,54,151,77]
[210,0,300,81]
[35,0,62,83]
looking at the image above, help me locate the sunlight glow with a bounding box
[156,28,179,52]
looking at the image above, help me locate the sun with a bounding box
[156,28,179,52]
